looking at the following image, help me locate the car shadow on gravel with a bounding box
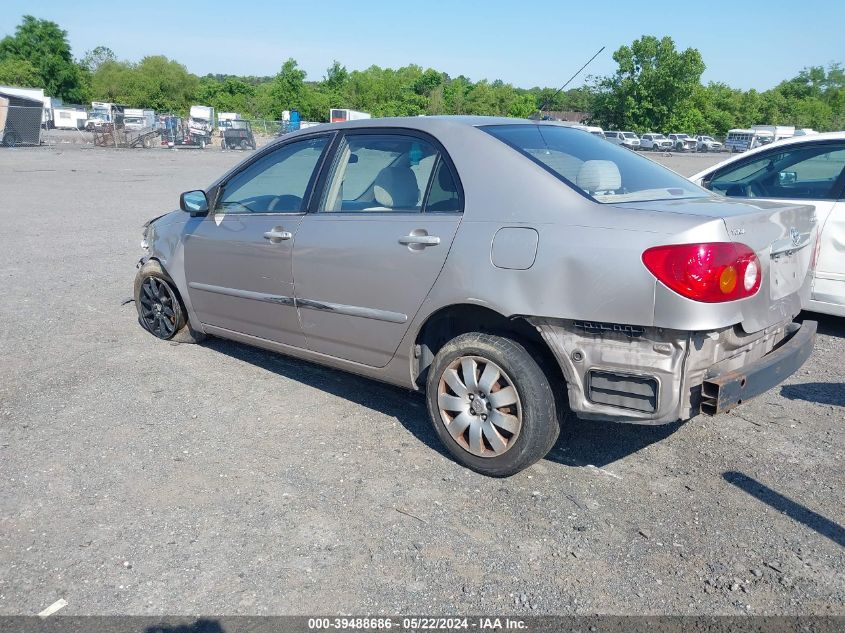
[546,416,685,468]
[210,337,692,472]
[780,382,845,407]
[204,338,683,470]
[204,338,449,459]
[723,471,845,548]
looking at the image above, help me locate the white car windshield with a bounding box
[484,124,708,204]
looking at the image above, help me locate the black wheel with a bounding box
[425,333,559,477]
[2,131,21,147]
[134,260,205,343]
[240,139,249,150]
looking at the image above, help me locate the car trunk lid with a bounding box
[618,196,817,332]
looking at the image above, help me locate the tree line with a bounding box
[1,16,843,135]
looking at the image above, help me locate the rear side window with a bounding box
[425,160,461,213]
[483,125,706,204]
[320,134,440,213]
[709,143,845,200]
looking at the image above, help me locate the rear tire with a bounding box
[425,332,559,477]
[134,260,206,343]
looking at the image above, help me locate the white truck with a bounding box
[751,125,795,142]
[188,105,215,147]
[124,108,156,131]
[86,102,117,130]
[217,112,242,136]
[329,108,371,123]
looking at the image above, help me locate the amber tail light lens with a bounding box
[642,242,762,303]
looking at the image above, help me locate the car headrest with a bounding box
[576,160,621,193]
[374,166,420,208]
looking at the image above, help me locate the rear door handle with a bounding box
[263,228,292,242]
[398,234,440,246]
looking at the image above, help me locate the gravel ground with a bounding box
[0,145,842,617]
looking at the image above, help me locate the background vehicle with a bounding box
[603,130,625,145]
[752,125,796,142]
[620,131,641,150]
[0,92,43,146]
[695,135,723,152]
[187,105,215,147]
[51,107,87,130]
[329,108,371,123]
[581,125,605,138]
[217,112,242,137]
[0,85,52,128]
[160,115,185,146]
[724,128,774,153]
[86,101,125,131]
[221,119,256,150]
[640,133,673,151]
[691,132,845,317]
[667,133,696,152]
[135,117,816,476]
[124,108,156,131]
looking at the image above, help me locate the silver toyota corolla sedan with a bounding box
[135,116,817,477]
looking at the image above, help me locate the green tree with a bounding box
[591,35,705,132]
[268,58,307,118]
[0,15,87,101]
[89,55,198,112]
[80,46,115,73]
[0,57,39,86]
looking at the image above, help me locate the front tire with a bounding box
[425,333,559,477]
[134,260,205,343]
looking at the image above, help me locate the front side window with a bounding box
[216,136,328,213]
[321,134,439,212]
[708,143,845,200]
[484,124,706,204]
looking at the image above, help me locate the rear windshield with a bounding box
[483,124,707,204]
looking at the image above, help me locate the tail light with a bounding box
[642,242,762,303]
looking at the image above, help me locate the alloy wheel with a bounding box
[437,355,522,457]
[139,277,178,339]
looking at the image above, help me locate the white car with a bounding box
[605,131,640,150]
[667,133,697,152]
[640,133,673,151]
[690,132,845,317]
[695,135,723,152]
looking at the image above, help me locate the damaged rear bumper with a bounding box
[700,320,816,415]
[529,317,814,425]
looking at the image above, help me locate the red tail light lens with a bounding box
[642,242,762,303]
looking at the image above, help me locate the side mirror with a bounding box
[180,190,209,216]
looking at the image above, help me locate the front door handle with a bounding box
[398,234,440,247]
[263,227,292,243]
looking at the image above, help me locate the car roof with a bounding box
[690,131,845,180]
[271,115,554,147]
